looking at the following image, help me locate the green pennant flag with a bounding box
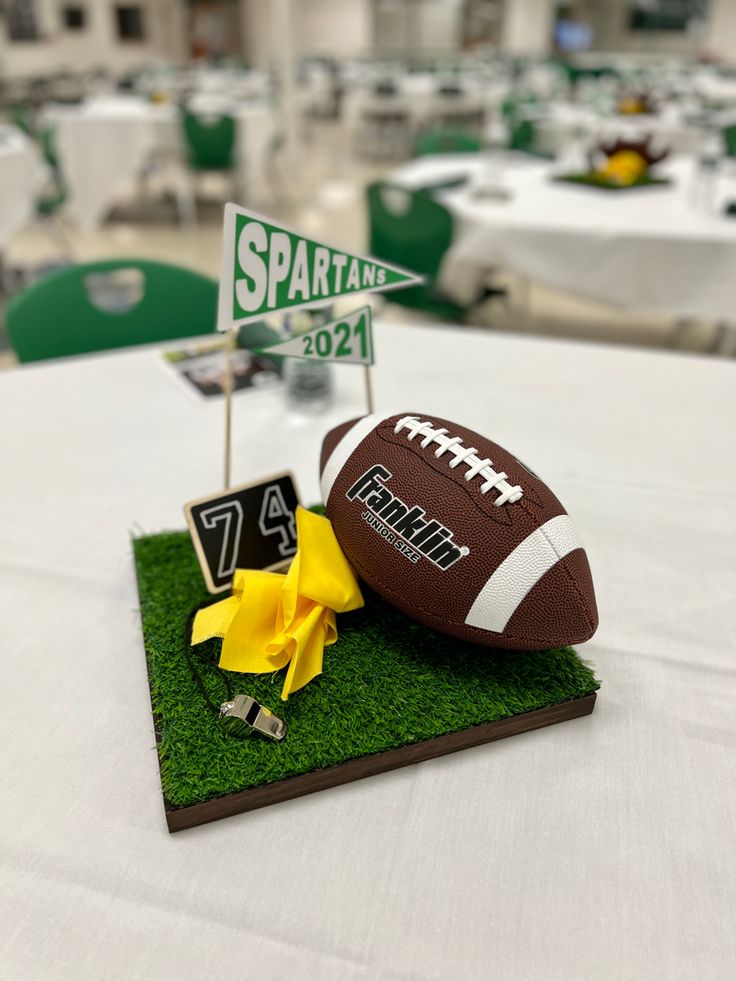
[217,203,423,330]
[255,305,374,366]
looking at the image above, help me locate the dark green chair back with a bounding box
[11,105,36,138]
[40,125,60,170]
[8,117,66,215]
[414,128,482,157]
[181,109,236,170]
[7,259,218,363]
[366,182,464,319]
[35,125,68,215]
[508,117,536,153]
[501,92,539,119]
[36,184,67,218]
[558,62,618,86]
[723,125,736,158]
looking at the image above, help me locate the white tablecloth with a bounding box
[46,96,277,230]
[136,66,272,105]
[391,153,736,322]
[344,74,494,135]
[694,68,736,106]
[1,322,735,978]
[0,126,45,249]
[531,102,704,156]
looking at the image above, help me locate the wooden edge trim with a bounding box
[163,692,597,832]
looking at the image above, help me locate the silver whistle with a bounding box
[219,694,287,741]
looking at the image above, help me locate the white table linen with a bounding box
[0,126,46,249]
[531,102,705,156]
[391,153,736,322]
[693,68,736,106]
[1,322,735,979]
[344,74,494,136]
[45,96,277,230]
[48,98,169,231]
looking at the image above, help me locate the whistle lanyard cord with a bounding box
[183,606,235,716]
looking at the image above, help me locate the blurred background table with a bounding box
[1,321,734,978]
[530,101,705,156]
[344,72,495,144]
[390,153,736,324]
[0,125,45,253]
[44,95,277,230]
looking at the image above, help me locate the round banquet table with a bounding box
[0,322,734,979]
[343,73,497,137]
[44,96,277,231]
[0,125,46,250]
[530,102,705,156]
[390,153,736,323]
[693,68,736,107]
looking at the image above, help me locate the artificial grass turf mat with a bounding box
[133,530,600,809]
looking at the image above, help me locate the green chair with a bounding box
[39,124,61,170]
[179,108,237,222]
[36,125,69,218]
[7,259,218,363]
[10,104,36,138]
[8,116,65,211]
[722,125,736,158]
[500,91,539,120]
[7,114,66,218]
[557,62,617,87]
[508,117,537,154]
[181,109,236,170]
[365,182,466,320]
[8,121,72,256]
[414,128,482,157]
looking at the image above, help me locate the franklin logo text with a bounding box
[346,465,469,569]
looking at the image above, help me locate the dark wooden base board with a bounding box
[164,691,596,832]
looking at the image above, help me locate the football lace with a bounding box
[393,416,523,506]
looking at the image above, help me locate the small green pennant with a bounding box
[255,305,374,366]
[217,203,423,330]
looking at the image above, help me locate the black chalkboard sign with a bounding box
[184,473,300,593]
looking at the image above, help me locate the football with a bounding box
[320,413,598,650]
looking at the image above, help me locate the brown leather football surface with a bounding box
[320,412,598,650]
